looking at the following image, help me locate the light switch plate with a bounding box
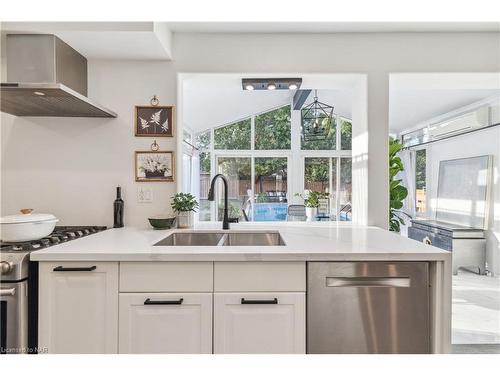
[137,187,153,203]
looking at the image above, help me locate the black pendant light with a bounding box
[301,90,334,141]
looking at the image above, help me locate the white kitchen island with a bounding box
[31,222,452,354]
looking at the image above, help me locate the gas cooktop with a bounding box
[0,226,107,252]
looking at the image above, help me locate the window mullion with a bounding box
[210,127,216,222]
[251,115,255,151]
[329,158,333,216]
[336,157,341,221]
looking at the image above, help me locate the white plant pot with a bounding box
[305,207,317,222]
[177,211,194,228]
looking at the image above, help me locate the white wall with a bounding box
[1,32,499,228]
[425,127,500,275]
[1,61,177,227]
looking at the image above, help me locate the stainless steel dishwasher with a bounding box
[307,262,430,354]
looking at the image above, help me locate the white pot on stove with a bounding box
[1,209,59,242]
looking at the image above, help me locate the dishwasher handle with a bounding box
[326,276,411,288]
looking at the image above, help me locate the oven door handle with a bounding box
[0,288,15,296]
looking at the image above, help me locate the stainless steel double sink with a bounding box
[154,231,286,246]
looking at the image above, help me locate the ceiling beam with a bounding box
[293,89,311,110]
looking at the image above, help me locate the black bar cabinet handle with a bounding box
[53,265,97,272]
[144,298,184,305]
[241,298,278,305]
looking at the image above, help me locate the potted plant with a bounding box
[171,193,199,228]
[295,191,329,221]
[389,137,411,232]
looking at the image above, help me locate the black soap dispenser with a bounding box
[113,186,124,228]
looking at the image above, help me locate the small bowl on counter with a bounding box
[148,217,176,230]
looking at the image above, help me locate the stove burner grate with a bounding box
[0,226,107,252]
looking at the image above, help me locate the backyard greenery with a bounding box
[254,106,291,150]
[214,119,251,149]
[416,149,426,189]
[194,104,353,221]
[304,158,329,191]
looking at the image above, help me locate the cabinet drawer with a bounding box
[214,292,306,354]
[214,262,305,292]
[119,293,212,354]
[120,262,213,292]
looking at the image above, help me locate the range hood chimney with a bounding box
[1,34,117,118]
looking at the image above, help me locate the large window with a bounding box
[196,130,211,221]
[214,119,251,150]
[303,157,352,221]
[415,149,426,215]
[217,157,251,221]
[340,119,352,150]
[255,106,291,150]
[339,158,352,221]
[254,157,288,221]
[193,103,353,222]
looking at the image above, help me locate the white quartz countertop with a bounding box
[30,222,450,262]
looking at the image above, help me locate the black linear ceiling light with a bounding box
[242,78,302,91]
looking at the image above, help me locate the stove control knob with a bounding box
[0,261,13,275]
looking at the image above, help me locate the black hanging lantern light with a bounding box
[301,90,334,141]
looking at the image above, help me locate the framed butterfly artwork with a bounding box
[135,105,174,137]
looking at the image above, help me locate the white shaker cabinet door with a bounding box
[38,262,119,354]
[214,292,305,354]
[119,293,212,354]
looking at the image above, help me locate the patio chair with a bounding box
[340,203,352,221]
[287,204,306,221]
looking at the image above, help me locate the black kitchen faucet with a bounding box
[207,174,239,230]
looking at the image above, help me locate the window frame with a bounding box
[195,106,352,222]
[413,145,428,218]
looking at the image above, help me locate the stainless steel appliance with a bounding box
[0,226,106,354]
[0,34,116,118]
[0,252,29,354]
[307,262,430,354]
[408,220,485,275]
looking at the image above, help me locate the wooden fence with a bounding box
[200,173,288,199]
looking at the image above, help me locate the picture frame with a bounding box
[135,105,174,137]
[135,151,175,182]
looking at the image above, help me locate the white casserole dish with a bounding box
[0,209,59,242]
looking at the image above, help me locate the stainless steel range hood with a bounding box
[1,34,117,118]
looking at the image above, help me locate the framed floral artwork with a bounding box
[135,151,175,182]
[135,105,174,137]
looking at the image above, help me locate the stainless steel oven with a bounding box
[1,280,28,354]
[0,252,30,354]
[1,226,107,354]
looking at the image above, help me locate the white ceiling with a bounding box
[2,22,498,60]
[184,73,500,134]
[182,74,353,132]
[389,73,500,133]
[166,22,500,33]
[389,89,500,133]
[1,22,172,60]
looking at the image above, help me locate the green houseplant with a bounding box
[389,137,410,232]
[171,193,199,228]
[295,191,329,221]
